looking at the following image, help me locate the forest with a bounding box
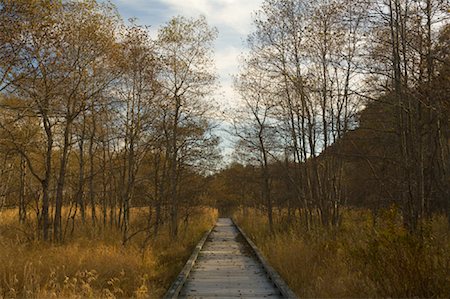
[0,0,449,298]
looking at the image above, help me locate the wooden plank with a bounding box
[163,227,213,299]
[181,287,278,296]
[178,218,283,299]
[166,218,296,298]
[182,284,276,292]
[189,271,267,280]
[188,277,270,283]
[180,296,280,299]
[233,219,298,299]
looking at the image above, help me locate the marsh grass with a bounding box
[235,207,450,298]
[0,207,217,298]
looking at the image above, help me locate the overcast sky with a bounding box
[112,0,262,111]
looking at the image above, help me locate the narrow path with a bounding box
[179,218,283,298]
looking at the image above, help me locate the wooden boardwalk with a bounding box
[165,218,296,298]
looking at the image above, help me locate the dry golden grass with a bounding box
[235,207,450,298]
[0,207,218,298]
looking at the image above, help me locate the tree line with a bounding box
[218,0,449,233]
[0,0,448,244]
[0,0,219,242]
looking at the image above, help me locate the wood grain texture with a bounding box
[233,220,298,299]
[164,227,213,299]
[179,218,283,298]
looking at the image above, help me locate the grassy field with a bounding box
[0,207,217,298]
[235,207,450,298]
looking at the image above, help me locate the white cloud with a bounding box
[215,46,241,79]
[213,46,250,111]
[156,0,261,108]
[161,0,261,35]
[112,0,261,108]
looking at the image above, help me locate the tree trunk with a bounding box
[169,96,181,238]
[19,156,27,224]
[54,119,72,242]
[89,116,96,225]
[76,116,86,224]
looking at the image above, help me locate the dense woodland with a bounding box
[0,0,220,243]
[215,0,450,234]
[0,0,449,297]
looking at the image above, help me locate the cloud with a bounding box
[215,46,241,79]
[161,0,261,35]
[213,46,250,109]
[114,0,261,35]
[111,0,262,108]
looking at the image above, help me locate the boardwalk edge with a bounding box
[163,226,213,299]
[232,219,298,299]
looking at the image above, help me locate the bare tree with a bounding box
[157,16,218,237]
[234,63,279,232]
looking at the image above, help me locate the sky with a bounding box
[112,0,262,110]
[111,0,263,158]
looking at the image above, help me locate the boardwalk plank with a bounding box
[178,218,282,299]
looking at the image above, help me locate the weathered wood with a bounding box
[180,218,281,298]
[167,218,297,298]
[164,227,213,299]
[233,219,298,299]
